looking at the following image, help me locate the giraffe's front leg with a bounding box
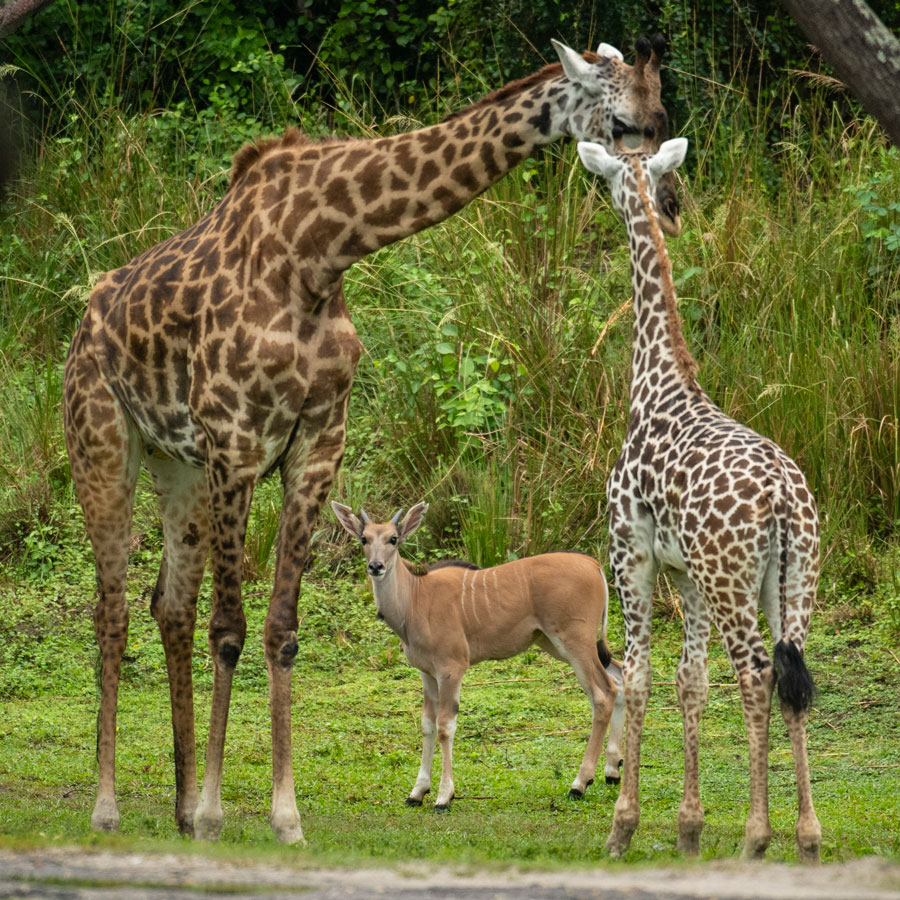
[605,522,657,858]
[265,412,351,844]
[193,455,255,842]
[670,572,711,857]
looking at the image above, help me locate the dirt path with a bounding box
[2,848,900,900]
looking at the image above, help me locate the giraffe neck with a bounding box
[622,161,699,410]
[228,65,601,296]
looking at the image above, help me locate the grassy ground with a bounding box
[1,534,898,865]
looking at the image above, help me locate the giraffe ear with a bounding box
[552,39,598,90]
[596,42,624,61]
[647,138,688,179]
[577,141,624,180]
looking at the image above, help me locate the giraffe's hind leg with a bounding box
[146,454,210,836]
[193,451,255,841]
[63,343,141,832]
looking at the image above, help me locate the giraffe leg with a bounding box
[670,573,711,856]
[764,544,821,863]
[407,671,438,805]
[193,456,254,841]
[146,455,209,836]
[717,612,775,860]
[781,698,821,862]
[605,535,657,858]
[63,348,141,833]
[264,406,351,843]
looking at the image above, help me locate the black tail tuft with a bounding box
[774,640,815,714]
[596,639,612,669]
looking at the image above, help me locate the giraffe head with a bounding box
[552,34,681,235]
[576,137,688,227]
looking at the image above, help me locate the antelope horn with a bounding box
[359,508,371,525]
[391,508,405,526]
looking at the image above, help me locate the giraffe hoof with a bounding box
[568,788,585,800]
[797,840,821,864]
[90,799,120,833]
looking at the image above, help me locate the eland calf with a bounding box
[332,500,624,810]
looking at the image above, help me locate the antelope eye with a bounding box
[360,537,367,545]
[389,536,398,545]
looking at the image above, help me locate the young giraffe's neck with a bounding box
[624,159,699,409]
[227,63,606,294]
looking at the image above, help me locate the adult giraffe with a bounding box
[63,37,678,844]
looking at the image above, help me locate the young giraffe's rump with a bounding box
[63,38,677,844]
[576,138,821,862]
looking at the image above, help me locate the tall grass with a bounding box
[1,19,899,631]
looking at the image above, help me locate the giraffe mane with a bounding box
[442,53,607,123]
[631,158,700,386]
[229,128,347,187]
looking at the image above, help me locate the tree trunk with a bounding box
[0,0,56,39]
[781,0,900,146]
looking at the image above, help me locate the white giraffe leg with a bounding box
[670,572,711,856]
[606,521,658,858]
[407,671,438,805]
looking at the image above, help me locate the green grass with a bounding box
[1,534,898,864]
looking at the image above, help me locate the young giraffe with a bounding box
[63,38,677,844]
[576,137,821,861]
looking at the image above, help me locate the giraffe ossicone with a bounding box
[63,36,678,844]
[578,137,821,863]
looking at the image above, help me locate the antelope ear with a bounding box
[648,138,688,179]
[398,501,429,541]
[331,501,363,539]
[596,42,624,61]
[552,39,596,88]
[577,141,624,180]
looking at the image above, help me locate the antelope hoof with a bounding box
[568,788,585,800]
[434,793,454,812]
[605,774,621,785]
[406,797,423,807]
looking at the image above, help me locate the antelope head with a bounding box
[332,501,429,579]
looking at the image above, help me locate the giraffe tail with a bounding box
[771,457,815,714]
[774,640,814,713]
